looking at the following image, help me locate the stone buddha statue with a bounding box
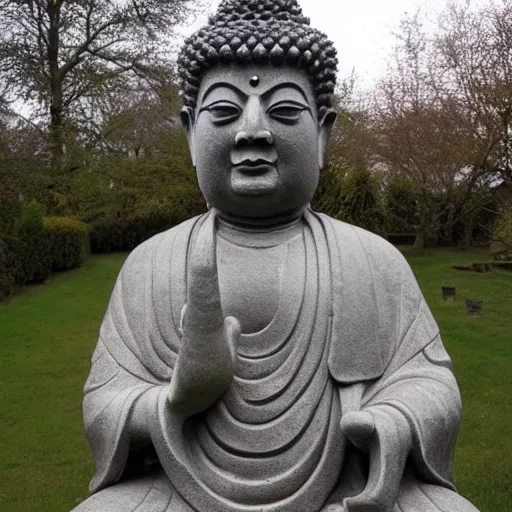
[73,1,479,511]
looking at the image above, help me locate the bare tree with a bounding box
[438,0,512,181]
[0,0,195,170]
[371,11,494,248]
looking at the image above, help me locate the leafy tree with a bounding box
[0,0,195,170]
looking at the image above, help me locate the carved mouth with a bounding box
[234,162,275,175]
[231,148,278,167]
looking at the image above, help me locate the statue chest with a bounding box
[217,236,297,334]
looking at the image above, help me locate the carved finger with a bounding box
[342,408,410,512]
[185,213,224,334]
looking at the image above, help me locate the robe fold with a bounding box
[74,210,477,512]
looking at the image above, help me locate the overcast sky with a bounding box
[183,0,492,88]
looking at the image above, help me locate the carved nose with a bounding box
[235,130,274,146]
[235,96,274,147]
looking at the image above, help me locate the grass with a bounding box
[1,248,511,511]
[0,254,126,512]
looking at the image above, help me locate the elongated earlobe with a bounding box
[318,108,337,170]
[181,106,196,166]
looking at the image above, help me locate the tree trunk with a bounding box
[413,230,425,250]
[414,198,428,250]
[504,112,511,182]
[47,2,63,172]
[48,96,63,171]
[443,204,456,246]
[460,213,477,250]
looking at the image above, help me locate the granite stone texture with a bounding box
[72,1,480,511]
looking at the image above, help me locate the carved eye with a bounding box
[206,102,241,125]
[268,102,307,124]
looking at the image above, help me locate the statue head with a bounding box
[178,0,338,221]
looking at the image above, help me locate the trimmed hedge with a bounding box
[387,233,418,246]
[0,236,23,300]
[44,217,90,271]
[90,211,182,253]
[90,198,206,253]
[17,202,52,284]
[0,210,91,300]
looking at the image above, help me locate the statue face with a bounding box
[182,65,336,220]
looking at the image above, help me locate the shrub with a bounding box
[89,216,128,254]
[387,233,417,246]
[0,185,23,237]
[312,167,345,218]
[44,217,91,271]
[384,178,420,234]
[0,236,23,300]
[339,168,387,235]
[490,206,512,261]
[313,167,387,235]
[90,194,206,253]
[17,202,51,283]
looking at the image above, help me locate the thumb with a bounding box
[340,411,375,451]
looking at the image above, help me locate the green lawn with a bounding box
[0,249,511,511]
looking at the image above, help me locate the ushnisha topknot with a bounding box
[177,0,338,116]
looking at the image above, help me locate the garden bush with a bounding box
[0,185,23,237]
[17,202,51,283]
[490,205,512,261]
[44,217,91,271]
[384,178,420,234]
[90,195,206,253]
[339,168,387,235]
[0,201,51,299]
[312,167,345,218]
[90,216,129,254]
[313,167,387,235]
[0,236,23,300]
[387,233,417,246]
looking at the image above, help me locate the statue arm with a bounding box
[167,213,240,417]
[328,232,461,512]
[339,311,461,512]
[360,331,461,487]
[83,213,241,498]
[83,337,165,495]
[82,230,182,495]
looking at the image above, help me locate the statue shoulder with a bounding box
[318,215,431,383]
[319,214,412,279]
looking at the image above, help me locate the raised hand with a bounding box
[168,214,241,417]
[339,408,412,512]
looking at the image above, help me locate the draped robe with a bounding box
[73,210,478,512]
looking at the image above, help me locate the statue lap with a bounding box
[74,469,478,512]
